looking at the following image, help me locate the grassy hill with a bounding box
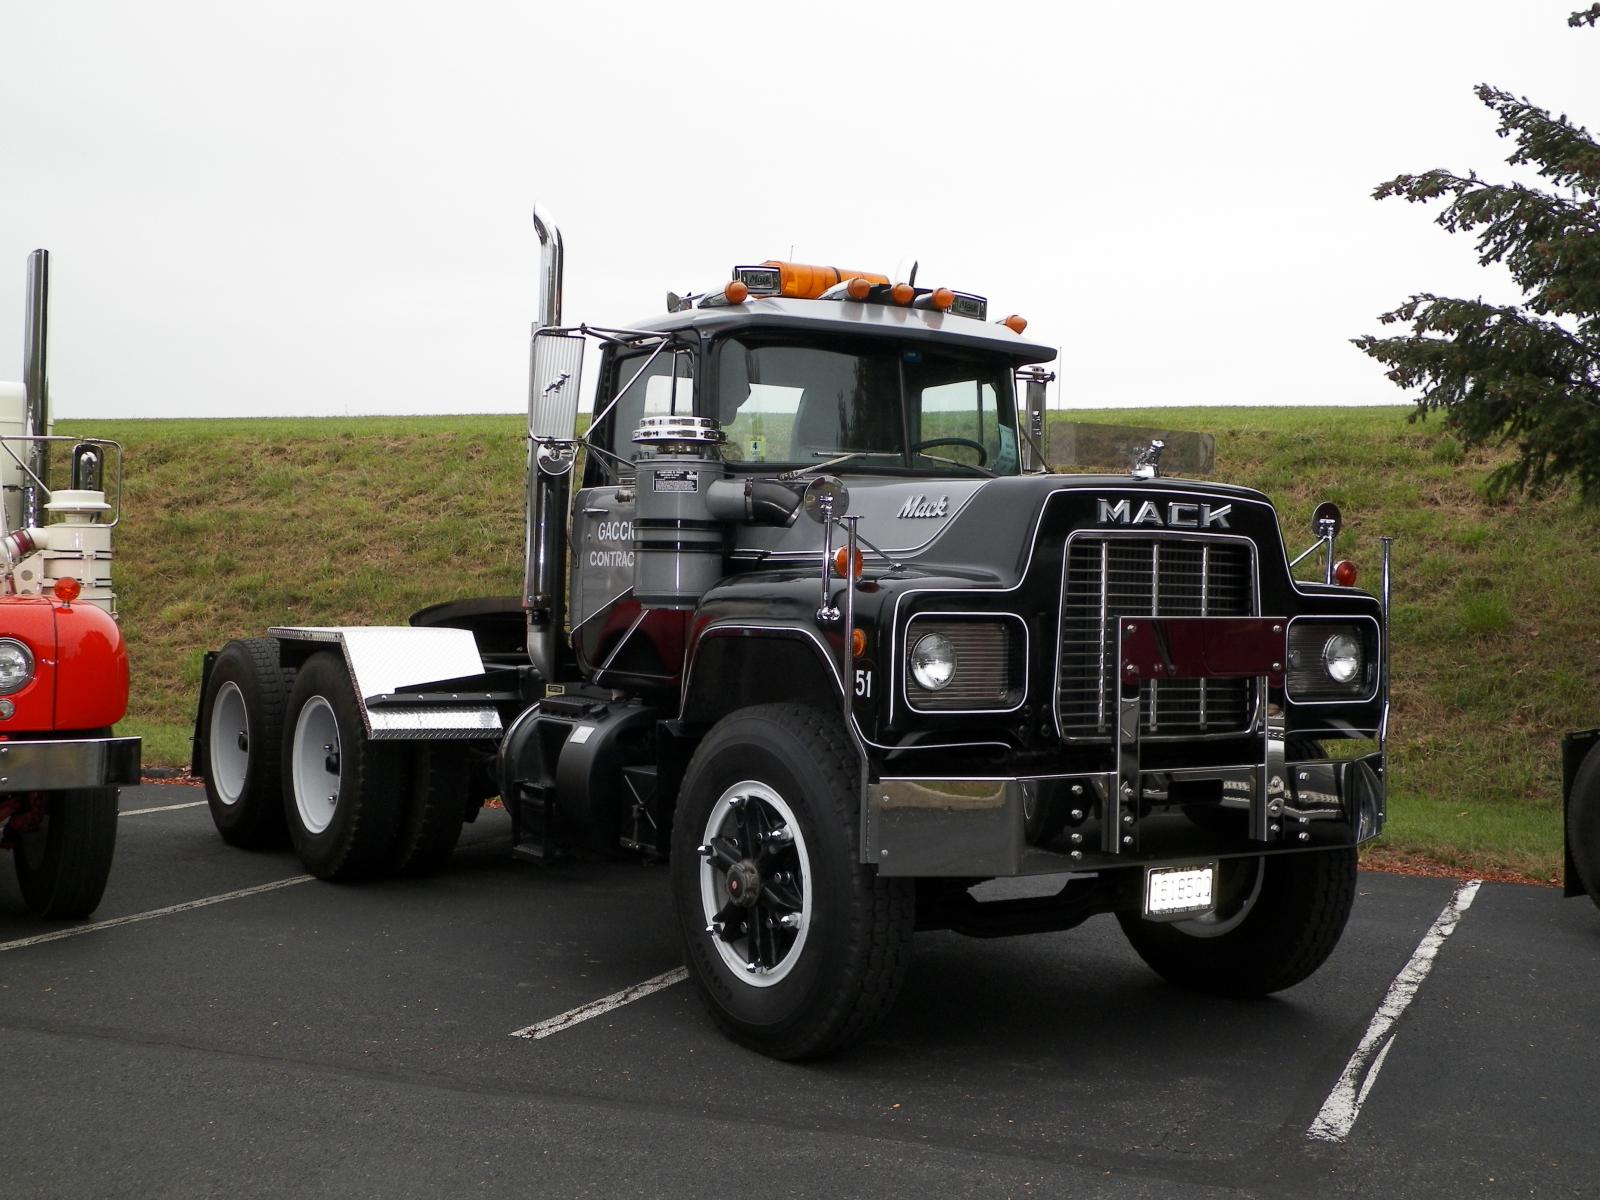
[61,407,1600,884]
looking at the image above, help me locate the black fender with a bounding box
[679,621,846,731]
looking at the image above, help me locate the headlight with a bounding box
[1322,633,1361,684]
[910,632,957,692]
[0,639,35,695]
[1285,620,1375,702]
[903,618,1026,711]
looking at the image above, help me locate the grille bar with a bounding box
[1059,536,1257,738]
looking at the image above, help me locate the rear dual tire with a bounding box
[202,642,465,879]
[202,639,295,849]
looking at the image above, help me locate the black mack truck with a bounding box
[194,210,1391,1059]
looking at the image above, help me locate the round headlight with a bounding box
[910,632,957,692]
[0,638,35,696]
[1322,633,1361,685]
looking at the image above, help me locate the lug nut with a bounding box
[1122,835,1133,846]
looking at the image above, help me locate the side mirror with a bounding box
[1312,501,1342,539]
[802,476,849,524]
[528,329,585,440]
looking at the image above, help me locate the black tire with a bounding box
[201,638,295,849]
[390,744,466,875]
[13,788,119,918]
[281,652,403,881]
[1023,786,1070,846]
[1116,847,1358,997]
[1565,743,1600,911]
[670,703,914,1060]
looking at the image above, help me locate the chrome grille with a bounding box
[1058,536,1256,737]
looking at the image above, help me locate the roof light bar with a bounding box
[948,291,987,321]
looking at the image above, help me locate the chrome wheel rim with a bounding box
[697,780,811,988]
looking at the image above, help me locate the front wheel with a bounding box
[670,703,913,1060]
[1116,848,1357,996]
[13,788,119,918]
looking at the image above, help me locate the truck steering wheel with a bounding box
[910,437,988,467]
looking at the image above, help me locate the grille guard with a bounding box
[1113,615,1289,852]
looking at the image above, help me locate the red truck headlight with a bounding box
[0,638,36,695]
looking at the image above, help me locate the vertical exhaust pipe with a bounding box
[524,206,568,682]
[22,249,49,528]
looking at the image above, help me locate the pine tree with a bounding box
[1354,5,1600,498]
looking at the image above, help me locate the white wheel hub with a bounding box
[291,695,341,835]
[209,682,250,806]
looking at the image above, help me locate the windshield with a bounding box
[714,337,1019,475]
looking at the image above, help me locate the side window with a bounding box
[915,377,1015,472]
[601,349,695,468]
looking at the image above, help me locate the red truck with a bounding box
[0,251,140,917]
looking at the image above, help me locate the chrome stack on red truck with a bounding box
[194,209,1393,1058]
[0,251,140,917]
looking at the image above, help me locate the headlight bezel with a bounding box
[0,637,36,697]
[902,613,1028,714]
[1284,617,1380,703]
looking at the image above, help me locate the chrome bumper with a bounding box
[0,736,142,792]
[864,754,1385,878]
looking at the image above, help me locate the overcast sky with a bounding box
[1,1,1596,419]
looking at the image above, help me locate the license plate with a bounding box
[1144,863,1218,918]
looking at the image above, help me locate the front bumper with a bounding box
[864,613,1387,878]
[0,736,142,792]
[866,755,1384,877]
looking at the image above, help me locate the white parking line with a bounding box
[510,967,688,1040]
[0,876,314,953]
[1308,879,1481,1144]
[121,800,208,816]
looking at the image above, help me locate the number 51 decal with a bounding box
[854,669,874,698]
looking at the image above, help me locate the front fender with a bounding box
[679,620,848,729]
[55,600,129,729]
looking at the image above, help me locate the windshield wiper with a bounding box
[912,451,995,478]
[777,450,877,480]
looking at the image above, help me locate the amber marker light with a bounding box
[834,546,864,579]
[1333,560,1359,587]
[930,287,955,311]
[53,576,81,604]
[890,282,915,306]
[852,628,868,658]
[845,276,872,301]
[724,279,750,304]
[1002,314,1028,335]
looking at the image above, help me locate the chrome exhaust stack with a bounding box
[22,249,49,528]
[524,206,573,682]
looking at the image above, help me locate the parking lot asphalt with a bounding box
[1,784,1594,1199]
